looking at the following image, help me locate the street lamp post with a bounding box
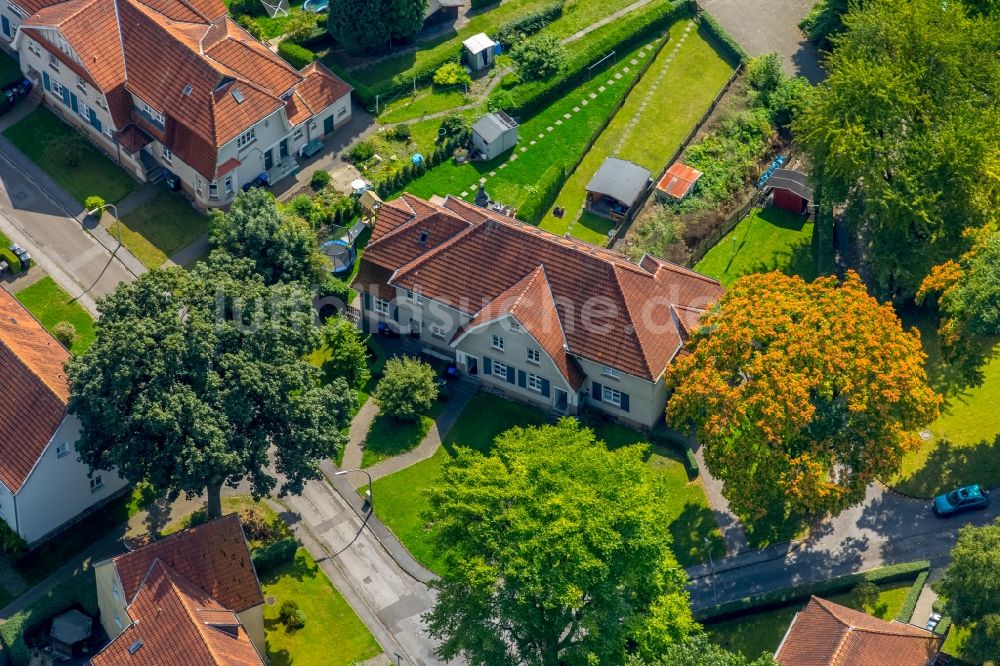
[87,202,122,251]
[705,536,718,605]
[335,469,373,513]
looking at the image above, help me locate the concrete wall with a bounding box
[238,605,266,661]
[14,415,129,544]
[95,561,131,641]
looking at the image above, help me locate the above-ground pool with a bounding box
[303,0,328,11]
[321,239,356,275]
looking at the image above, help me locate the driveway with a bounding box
[699,0,825,82]
[686,483,1000,611]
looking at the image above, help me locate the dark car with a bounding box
[933,484,990,517]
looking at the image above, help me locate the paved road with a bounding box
[700,0,825,82]
[280,475,455,665]
[686,483,1000,611]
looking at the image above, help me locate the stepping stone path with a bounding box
[573,107,581,113]
[555,119,563,125]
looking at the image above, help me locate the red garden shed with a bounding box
[768,169,814,214]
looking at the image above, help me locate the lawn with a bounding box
[545,20,735,244]
[261,548,382,666]
[3,107,136,205]
[404,37,656,211]
[361,400,446,468]
[370,392,725,574]
[693,207,816,287]
[112,190,208,268]
[704,579,914,660]
[378,87,470,124]
[888,309,1000,497]
[0,50,21,88]
[14,276,95,354]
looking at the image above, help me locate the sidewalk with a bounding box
[692,443,750,556]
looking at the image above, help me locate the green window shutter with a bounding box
[592,382,602,401]
[517,370,526,388]
[42,72,50,91]
[620,392,629,412]
[506,366,515,385]
[483,356,492,375]
[362,292,372,309]
[540,378,550,398]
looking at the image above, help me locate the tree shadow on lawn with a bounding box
[891,434,1000,499]
[739,500,813,550]
[670,502,727,567]
[361,412,434,467]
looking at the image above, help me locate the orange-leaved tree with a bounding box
[666,271,941,519]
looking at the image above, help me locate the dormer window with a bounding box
[138,100,165,127]
[236,128,256,149]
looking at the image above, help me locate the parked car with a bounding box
[932,484,990,517]
[0,78,32,115]
[926,612,942,632]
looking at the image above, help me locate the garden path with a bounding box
[692,442,750,556]
[341,397,379,471]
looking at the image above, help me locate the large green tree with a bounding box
[626,635,776,666]
[209,188,322,286]
[327,0,425,53]
[667,272,941,519]
[424,419,696,665]
[935,519,1000,663]
[794,0,1000,297]
[67,261,354,518]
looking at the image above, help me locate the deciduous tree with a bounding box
[320,315,371,390]
[67,262,354,518]
[666,271,941,518]
[209,183,322,286]
[327,0,425,52]
[626,635,776,665]
[935,519,1000,663]
[794,0,1000,297]
[424,419,696,665]
[374,355,436,420]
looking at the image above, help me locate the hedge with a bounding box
[0,570,98,666]
[696,560,931,621]
[494,0,564,47]
[508,0,694,117]
[278,41,316,70]
[517,163,565,225]
[896,568,931,623]
[697,11,748,65]
[471,0,499,8]
[251,537,298,575]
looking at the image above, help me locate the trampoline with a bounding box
[303,0,328,11]
[321,239,356,275]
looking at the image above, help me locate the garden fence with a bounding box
[606,62,743,248]
[684,188,767,267]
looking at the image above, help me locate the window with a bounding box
[112,582,122,601]
[405,290,424,304]
[236,127,256,149]
[337,106,348,118]
[161,145,172,164]
[114,611,123,630]
[602,386,622,408]
[90,475,104,492]
[292,127,303,141]
[527,373,543,393]
[52,80,65,98]
[492,361,508,381]
[224,175,233,195]
[527,348,540,364]
[139,100,164,125]
[77,75,86,91]
[509,320,521,332]
[430,323,446,338]
[56,442,70,458]
[104,126,115,140]
[491,334,504,351]
[195,176,203,195]
[373,296,390,316]
[601,365,622,380]
[48,53,59,71]
[26,39,40,56]
[77,100,91,121]
[209,181,219,200]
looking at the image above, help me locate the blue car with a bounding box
[933,484,990,517]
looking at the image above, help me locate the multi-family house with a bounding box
[92,514,266,665]
[354,193,725,430]
[5,0,351,207]
[0,286,127,544]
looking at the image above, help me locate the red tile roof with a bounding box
[91,560,263,666]
[356,194,724,381]
[0,287,69,493]
[22,0,351,179]
[775,596,944,666]
[656,163,702,200]
[113,514,263,613]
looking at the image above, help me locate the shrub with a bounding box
[470,0,498,8]
[84,195,105,217]
[52,321,78,349]
[852,580,880,612]
[517,163,565,225]
[279,600,307,631]
[439,113,470,140]
[277,40,315,69]
[486,89,514,112]
[510,34,566,81]
[493,0,564,47]
[310,169,331,191]
[230,0,266,16]
[240,507,282,546]
[433,62,471,87]
[896,569,930,623]
[500,72,519,89]
[251,538,298,575]
[0,518,27,557]
[392,123,412,142]
[348,140,376,163]
[236,14,265,40]
[374,356,438,421]
[283,10,321,43]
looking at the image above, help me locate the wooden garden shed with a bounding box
[768,169,814,214]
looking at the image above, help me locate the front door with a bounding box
[279,138,289,159]
[264,148,274,170]
[1,16,10,38]
[323,115,334,135]
[554,388,568,412]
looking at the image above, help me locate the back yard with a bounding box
[545,21,735,244]
[4,107,136,206]
[693,207,815,287]
[111,191,208,269]
[370,392,725,574]
[14,276,95,354]
[889,309,1000,497]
